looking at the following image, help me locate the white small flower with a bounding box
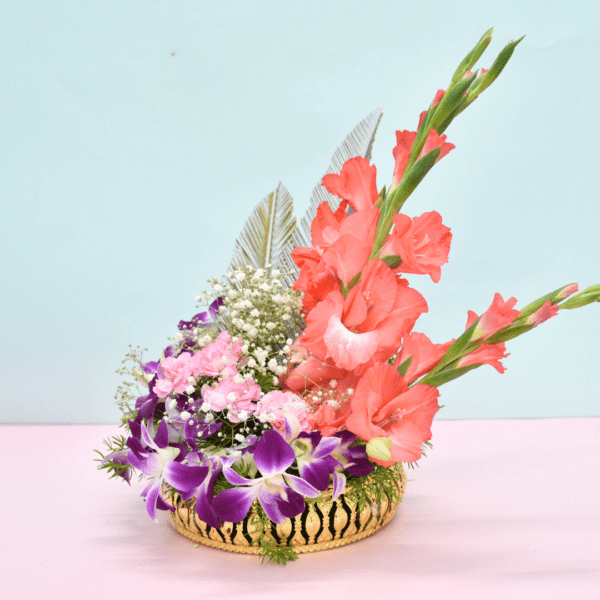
[233,373,244,384]
[213,283,223,292]
[237,410,249,421]
[174,332,183,340]
[271,269,281,277]
[204,413,215,423]
[236,272,246,281]
[272,377,279,386]
[234,433,246,442]
[180,411,191,420]
[247,358,257,368]
[185,385,195,395]
[286,338,293,345]
[243,289,252,298]
[250,308,260,318]
[201,402,211,412]
[168,399,178,409]
[226,392,237,402]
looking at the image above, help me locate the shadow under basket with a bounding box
[166,464,406,555]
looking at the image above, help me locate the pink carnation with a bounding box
[256,391,312,434]
[202,376,261,414]
[191,331,242,377]
[153,352,194,399]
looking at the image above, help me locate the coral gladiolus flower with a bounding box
[345,362,440,464]
[391,130,417,190]
[419,128,455,162]
[526,300,559,327]
[382,211,452,283]
[458,343,509,373]
[393,332,453,384]
[301,259,427,372]
[321,156,379,212]
[466,293,520,341]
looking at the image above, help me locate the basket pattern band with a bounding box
[167,466,406,555]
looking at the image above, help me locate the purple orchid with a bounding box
[280,414,341,492]
[126,420,209,522]
[99,451,132,484]
[180,454,223,528]
[282,413,341,492]
[212,429,321,525]
[330,430,373,499]
[178,298,224,331]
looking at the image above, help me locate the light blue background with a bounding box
[2,0,599,423]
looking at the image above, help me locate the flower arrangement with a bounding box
[96,29,599,565]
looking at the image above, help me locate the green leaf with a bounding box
[396,355,414,377]
[419,364,481,387]
[228,182,297,287]
[472,36,525,97]
[434,318,479,371]
[559,292,600,310]
[485,324,533,344]
[450,27,494,85]
[517,283,578,318]
[381,255,402,269]
[431,71,477,130]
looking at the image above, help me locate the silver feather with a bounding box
[292,108,384,250]
[228,182,297,287]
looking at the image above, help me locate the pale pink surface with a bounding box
[2,419,599,600]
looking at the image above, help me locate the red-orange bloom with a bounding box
[458,343,509,374]
[345,362,440,464]
[382,211,452,283]
[419,128,455,162]
[466,293,520,341]
[301,259,427,372]
[321,156,379,212]
[391,130,417,190]
[393,332,453,384]
[526,300,559,327]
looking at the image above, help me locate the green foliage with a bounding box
[343,463,403,513]
[94,434,139,482]
[248,503,299,565]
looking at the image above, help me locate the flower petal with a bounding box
[213,487,258,523]
[253,430,295,478]
[259,486,306,524]
[163,463,208,493]
[283,473,321,498]
[332,471,347,500]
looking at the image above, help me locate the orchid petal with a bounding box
[283,473,321,498]
[259,486,306,524]
[332,471,347,500]
[313,436,341,459]
[222,466,261,487]
[213,487,258,523]
[144,484,161,523]
[163,463,208,493]
[298,460,333,492]
[254,430,295,478]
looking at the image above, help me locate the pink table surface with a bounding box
[2,418,599,600]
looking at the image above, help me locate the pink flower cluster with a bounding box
[153,332,311,426]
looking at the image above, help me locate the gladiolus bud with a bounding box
[366,437,393,462]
